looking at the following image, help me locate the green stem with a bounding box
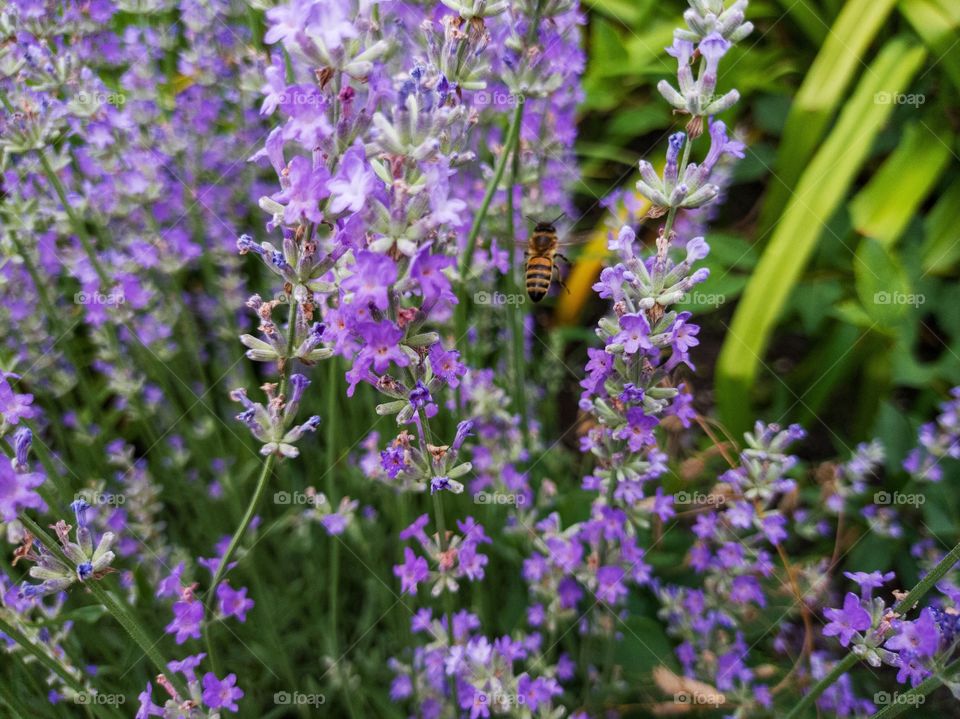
[205,298,299,672]
[459,101,524,274]
[430,488,460,708]
[786,540,960,719]
[37,152,110,288]
[660,132,696,242]
[504,108,530,452]
[321,360,358,717]
[455,101,525,339]
[417,408,459,708]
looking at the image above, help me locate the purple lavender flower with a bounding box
[201,672,244,712]
[327,142,376,215]
[885,608,940,659]
[823,592,872,647]
[217,582,255,623]
[394,547,429,595]
[273,156,330,225]
[166,599,204,644]
[0,374,35,426]
[0,461,46,522]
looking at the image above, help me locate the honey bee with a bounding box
[524,214,571,303]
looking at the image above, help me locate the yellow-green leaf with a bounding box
[854,238,912,327]
[716,38,928,431]
[849,122,953,247]
[759,0,899,233]
[921,179,960,275]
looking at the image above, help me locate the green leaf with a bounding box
[854,238,912,327]
[899,0,960,92]
[921,178,960,275]
[850,122,953,247]
[773,0,829,45]
[612,615,680,678]
[831,299,880,330]
[758,0,900,233]
[582,0,654,25]
[792,279,844,334]
[716,38,928,431]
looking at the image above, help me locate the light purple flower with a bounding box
[823,592,872,647]
[202,672,244,712]
[327,143,376,215]
[217,582,255,623]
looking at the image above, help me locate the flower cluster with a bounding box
[230,375,321,458]
[395,514,492,596]
[15,500,116,599]
[389,608,571,719]
[138,653,245,718]
[904,388,960,482]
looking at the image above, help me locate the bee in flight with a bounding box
[524,214,573,303]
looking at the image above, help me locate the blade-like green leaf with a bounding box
[849,122,953,247]
[899,0,960,92]
[758,0,899,233]
[773,0,828,44]
[716,38,928,431]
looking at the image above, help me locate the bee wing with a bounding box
[511,232,593,247]
[556,233,594,247]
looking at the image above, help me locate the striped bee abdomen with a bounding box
[525,255,554,302]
